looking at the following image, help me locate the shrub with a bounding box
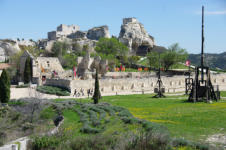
[99,105,115,116]
[24,57,32,83]
[67,134,118,150]
[22,122,34,131]
[0,132,7,146]
[0,69,10,103]
[8,100,26,106]
[32,135,61,150]
[90,106,106,121]
[172,138,210,150]
[80,124,101,134]
[120,117,137,124]
[40,107,56,119]
[93,70,101,104]
[36,86,70,96]
[16,84,29,88]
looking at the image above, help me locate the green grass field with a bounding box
[78,94,226,142]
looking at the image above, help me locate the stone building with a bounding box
[19,51,72,84]
[48,24,80,40]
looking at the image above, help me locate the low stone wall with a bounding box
[70,76,190,95]
[42,73,226,97]
[45,78,71,92]
[0,137,29,150]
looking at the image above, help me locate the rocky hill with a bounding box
[188,52,226,70]
[0,18,159,62]
[119,18,155,56]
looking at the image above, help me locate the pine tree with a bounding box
[24,57,32,83]
[93,69,101,104]
[0,69,10,103]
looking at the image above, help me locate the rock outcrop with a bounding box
[0,40,20,62]
[43,25,110,52]
[87,26,110,40]
[76,53,108,79]
[119,18,155,56]
[0,47,6,62]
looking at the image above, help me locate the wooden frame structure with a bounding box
[153,53,165,98]
[188,6,220,102]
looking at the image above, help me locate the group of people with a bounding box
[73,88,94,98]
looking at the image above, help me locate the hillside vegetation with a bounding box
[189,52,226,70]
[80,94,226,146]
[1,97,220,150]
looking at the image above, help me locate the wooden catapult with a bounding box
[153,53,165,98]
[188,6,220,102]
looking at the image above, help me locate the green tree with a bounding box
[61,53,78,70]
[82,44,89,52]
[95,37,128,69]
[52,41,70,57]
[0,69,10,103]
[95,37,128,57]
[128,56,140,66]
[24,57,32,83]
[93,70,101,104]
[147,51,159,69]
[147,43,188,71]
[162,43,188,70]
[72,42,82,52]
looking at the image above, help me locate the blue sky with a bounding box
[0,0,226,54]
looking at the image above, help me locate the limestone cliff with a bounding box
[119,18,155,56]
[0,40,20,62]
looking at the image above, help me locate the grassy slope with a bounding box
[80,94,226,142]
[61,104,142,138]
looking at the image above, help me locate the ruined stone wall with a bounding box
[45,79,71,91]
[48,31,57,40]
[123,18,137,24]
[48,24,80,40]
[57,24,80,34]
[44,74,226,96]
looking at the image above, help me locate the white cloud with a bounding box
[195,10,226,15]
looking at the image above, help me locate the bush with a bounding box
[24,57,32,83]
[0,69,10,103]
[16,84,29,88]
[22,122,34,131]
[0,132,7,146]
[40,107,56,119]
[36,86,70,96]
[80,124,101,134]
[8,100,26,106]
[172,138,211,150]
[32,135,61,150]
[93,70,101,104]
[66,134,118,150]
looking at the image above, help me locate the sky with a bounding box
[0,0,226,54]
